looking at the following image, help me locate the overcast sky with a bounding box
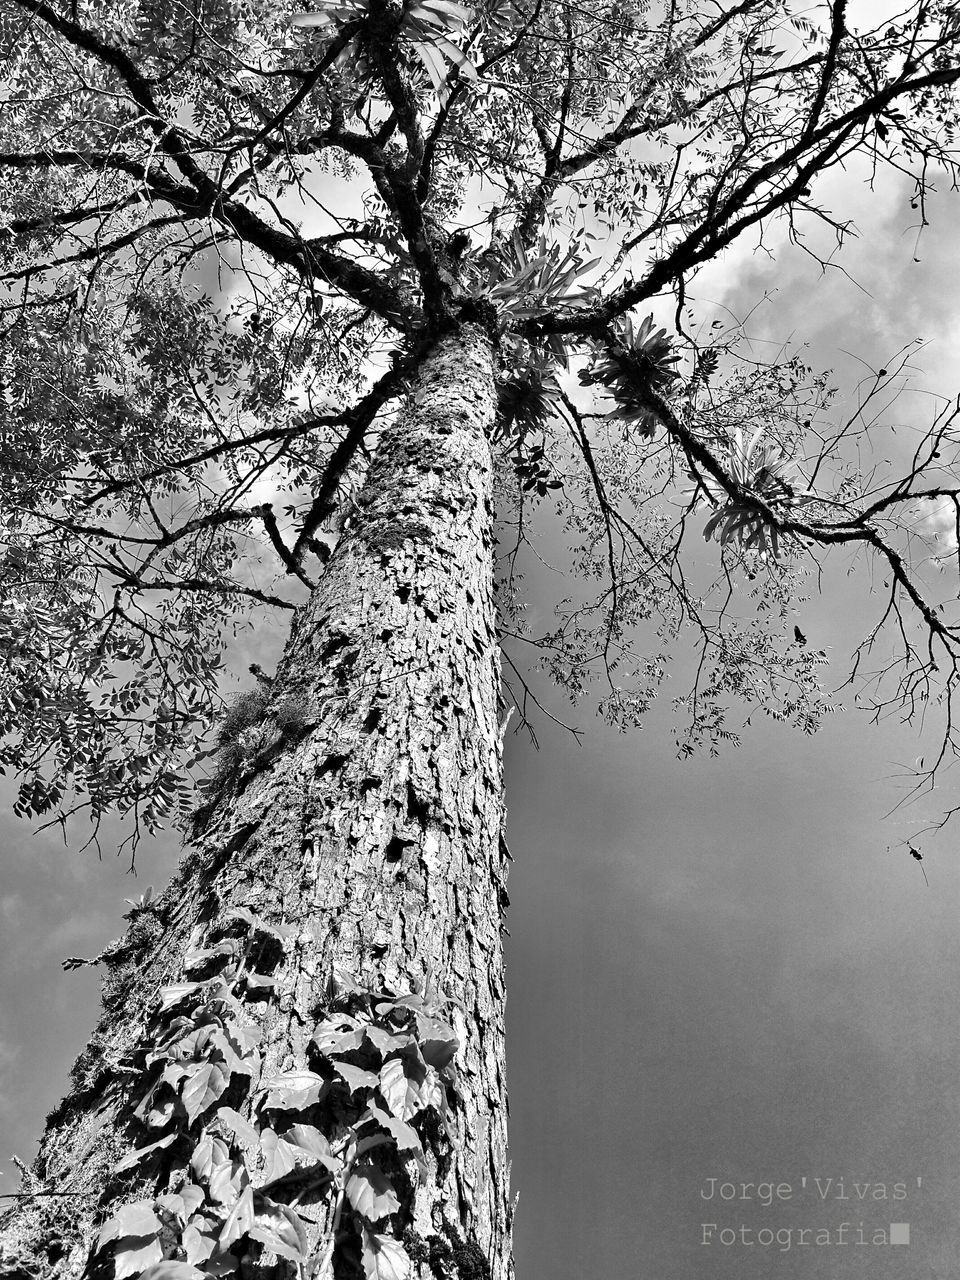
[3,157,960,1280]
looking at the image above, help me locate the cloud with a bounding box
[0,894,21,925]
[911,497,959,552]
[0,1033,20,1117]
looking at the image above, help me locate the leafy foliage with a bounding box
[290,0,478,101]
[578,314,680,436]
[97,905,460,1277]
[700,427,808,558]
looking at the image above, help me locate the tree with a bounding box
[0,0,959,1275]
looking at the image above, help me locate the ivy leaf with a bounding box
[333,1061,379,1094]
[157,1184,205,1222]
[159,982,205,1011]
[114,1131,177,1172]
[279,1125,343,1177]
[360,1225,411,1280]
[134,1087,178,1130]
[216,1106,260,1148]
[329,965,368,998]
[162,1061,192,1091]
[312,1018,364,1055]
[259,1127,300,1182]
[113,1236,164,1279]
[347,1162,400,1223]
[249,1198,308,1263]
[182,1217,221,1266]
[413,1013,459,1069]
[374,994,422,1015]
[183,940,238,973]
[285,1123,331,1158]
[97,1201,162,1248]
[181,1061,230,1124]
[203,1252,238,1276]
[362,1103,426,1174]
[215,1026,260,1077]
[138,1264,206,1280]
[190,1133,231,1183]
[218,1184,255,1251]
[208,1156,247,1206]
[224,907,293,942]
[261,1069,327,1110]
[231,1021,263,1055]
[378,1056,427,1121]
[363,1024,412,1058]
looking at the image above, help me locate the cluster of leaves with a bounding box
[700,427,809,558]
[95,908,460,1278]
[0,545,211,832]
[477,234,599,327]
[578,315,680,437]
[674,609,833,759]
[495,359,563,438]
[509,438,563,499]
[291,0,478,102]
[0,274,363,834]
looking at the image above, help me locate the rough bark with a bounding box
[0,323,512,1280]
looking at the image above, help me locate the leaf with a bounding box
[285,1123,331,1158]
[139,1264,206,1280]
[363,1103,426,1171]
[411,39,449,93]
[288,11,333,26]
[114,1131,177,1172]
[218,1184,255,1251]
[703,509,726,542]
[182,1218,220,1266]
[409,0,473,23]
[261,1069,326,1110]
[159,982,204,1011]
[414,1013,459,1069]
[203,1255,238,1277]
[378,1056,427,1121]
[312,1019,364,1055]
[183,940,238,972]
[224,907,292,942]
[162,1061,192,1091]
[259,1128,300,1182]
[347,1163,400,1223]
[133,1085,177,1129]
[181,1062,230,1124]
[360,1225,411,1280]
[216,1106,259,1148]
[329,965,367,997]
[208,1157,246,1207]
[191,1133,231,1183]
[249,1199,308,1264]
[363,1024,413,1057]
[157,1184,205,1222]
[97,1201,162,1248]
[113,1235,164,1279]
[333,1061,379,1094]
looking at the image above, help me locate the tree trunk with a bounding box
[0,323,513,1280]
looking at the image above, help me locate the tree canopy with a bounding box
[1,0,960,840]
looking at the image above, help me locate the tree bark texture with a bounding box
[0,323,512,1280]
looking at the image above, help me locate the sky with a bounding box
[3,117,960,1280]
